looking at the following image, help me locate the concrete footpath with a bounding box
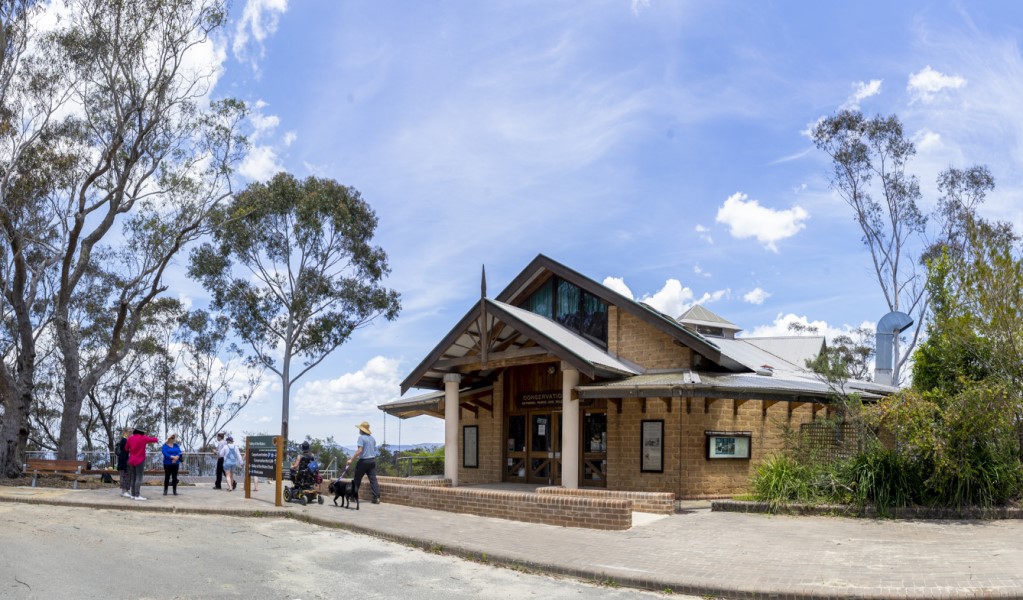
[2,483,1023,599]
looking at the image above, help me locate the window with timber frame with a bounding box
[522,277,608,348]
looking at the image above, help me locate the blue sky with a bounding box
[168,0,1023,445]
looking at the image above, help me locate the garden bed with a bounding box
[713,498,1023,520]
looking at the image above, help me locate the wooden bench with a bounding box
[25,459,187,488]
[25,459,98,489]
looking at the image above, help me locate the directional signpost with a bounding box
[246,435,285,506]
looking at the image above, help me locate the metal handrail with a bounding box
[395,455,444,478]
[24,450,221,480]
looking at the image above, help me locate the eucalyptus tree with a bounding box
[0,0,247,465]
[813,111,995,385]
[173,308,260,452]
[0,0,67,475]
[189,172,401,444]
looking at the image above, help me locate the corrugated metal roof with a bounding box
[593,371,702,387]
[741,336,825,369]
[711,337,806,374]
[576,369,894,401]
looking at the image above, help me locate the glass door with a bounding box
[582,410,607,487]
[505,415,527,480]
[528,413,560,485]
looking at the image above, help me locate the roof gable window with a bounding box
[523,277,608,348]
[696,325,725,338]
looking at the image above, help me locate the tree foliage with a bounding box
[812,111,996,385]
[0,0,246,469]
[812,111,927,384]
[189,172,401,443]
[912,211,1023,448]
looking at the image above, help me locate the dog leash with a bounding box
[336,464,351,482]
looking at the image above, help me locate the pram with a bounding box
[283,454,324,505]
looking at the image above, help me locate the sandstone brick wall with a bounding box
[536,485,674,514]
[608,306,691,369]
[358,479,632,530]
[456,379,504,485]
[607,396,815,498]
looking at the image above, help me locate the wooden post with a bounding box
[244,437,251,499]
[274,435,284,507]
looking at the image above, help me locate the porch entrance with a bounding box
[504,408,607,487]
[505,412,562,485]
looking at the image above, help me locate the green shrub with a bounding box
[837,447,918,514]
[750,454,824,508]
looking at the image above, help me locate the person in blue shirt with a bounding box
[346,421,380,504]
[161,434,182,496]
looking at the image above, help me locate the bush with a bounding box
[753,381,1023,512]
[750,454,827,508]
[837,446,918,514]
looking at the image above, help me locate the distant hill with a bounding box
[385,443,443,453]
[326,443,442,455]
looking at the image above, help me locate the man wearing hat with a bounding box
[346,421,380,504]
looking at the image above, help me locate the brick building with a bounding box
[381,255,895,499]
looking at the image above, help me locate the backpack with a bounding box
[225,446,240,468]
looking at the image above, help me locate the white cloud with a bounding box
[294,356,403,417]
[841,79,883,110]
[233,0,289,73]
[694,224,713,244]
[249,112,280,141]
[693,264,710,278]
[743,287,770,305]
[232,100,288,182]
[767,147,812,165]
[283,131,297,146]
[631,0,651,16]
[238,145,282,182]
[913,128,943,153]
[907,66,966,104]
[610,278,729,319]
[641,279,693,317]
[800,115,825,140]
[715,192,809,252]
[606,270,732,317]
[696,289,730,305]
[602,276,634,298]
[745,313,875,345]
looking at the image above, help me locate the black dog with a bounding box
[329,478,359,510]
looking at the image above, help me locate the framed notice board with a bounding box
[705,431,752,460]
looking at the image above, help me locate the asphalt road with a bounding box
[0,503,690,599]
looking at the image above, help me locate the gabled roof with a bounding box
[400,297,639,394]
[394,254,896,410]
[678,304,742,333]
[495,254,724,361]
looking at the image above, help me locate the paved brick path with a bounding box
[3,484,1022,599]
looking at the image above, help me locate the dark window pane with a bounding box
[556,279,581,327]
[508,415,526,452]
[585,412,607,453]
[525,280,553,319]
[522,276,608,349]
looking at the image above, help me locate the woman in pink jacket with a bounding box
[125,427,159,501]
